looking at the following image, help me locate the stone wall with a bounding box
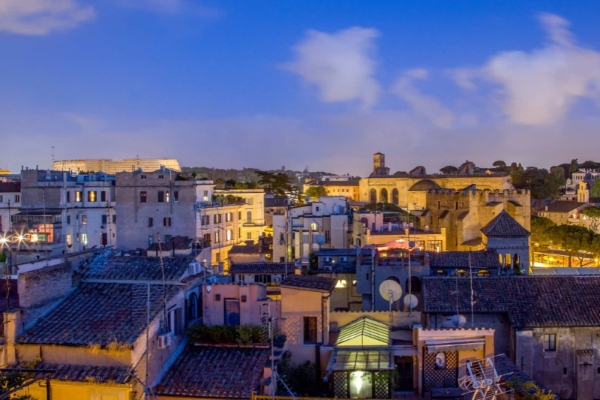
[18,261,72,308]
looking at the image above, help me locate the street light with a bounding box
[0,233,26,309]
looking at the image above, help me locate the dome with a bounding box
[408,179,441,191]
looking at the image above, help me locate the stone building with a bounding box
[0,181,20,235]
[53,157,181,174]
[115,168,245,270]
[423,275,600,400]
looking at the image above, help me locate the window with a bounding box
[174,191,179,202]
[247,232,252,240]
[203,233,211,244]
[158,174,164,179]
[165,234,172,242]
[15,195,20,203]
[102,215,107,224]
[201,215,209,225]
[88,191,97,202]
[203,190,209,201]
[148,217,154,227]
[163,217,171,227]
[226,229,233,241]
[167,308,183,336]
[81,215,87,225]
[437,200,441,210]
[66,192,70,202]
[158,191,165,202]
[140,191,147,202]
[246,211,252,223]
[112,215,116,224]
[224,299,240,326]
[303,317,317,344]
[66,234,72,246]
[165,191,170,202]
[238,211,242,219]
[81,233,88,245]
[141,175,147,179]
[215,231,220,243]
[101,191,107,202]
[310,222,318,231]
[226,212,233,222]
[66,215,71,224]
[543,334,556,351]
[75,191,82,202]
[148,235,153,245]
[214,214,222,224]
[455,201,458,210]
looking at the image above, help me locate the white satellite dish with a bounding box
[451,314,467,328]
[403,294,419,310]
[379,280,402,302]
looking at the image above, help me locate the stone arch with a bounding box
[370,188,377,204]
[360,217,369,225]
[380,188,388,203]
[457,269,469,277]
[392,188,399,205]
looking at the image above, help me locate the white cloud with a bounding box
[0,0,95,35]
[284,27,381,110]
[482,13,600,126]
[117,0,221,17]
[391,68,455,129]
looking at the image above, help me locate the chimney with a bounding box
[545,205,548,212]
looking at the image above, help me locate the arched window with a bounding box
[435,269,447,276]
[370,189,377,204]
[477,270,491,277]
[505,254,512,269]
[380,188,388,203]
[392,189,399,205]
[498,254,503,265]
[406,276,422,293]
[360,217,369,226]
[513,254,520,272]
[457,269,469,277]
[188,292,199,320]
[356,238,362,246]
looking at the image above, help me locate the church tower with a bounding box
[371,152,390,177]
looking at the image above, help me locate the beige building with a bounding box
[53,158,181,174]
[215,189,267,242]
[116,168,245,271]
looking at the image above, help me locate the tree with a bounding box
[277,351,320,397]
[439,166,457,174]
[305,186,328,199]
[548,224,593,267]
[492,160,506,168]
[587,235,600,266]
[530,216,556,248]
[255,170,295,197]
[591,179,600,198]
[581,206,600,232]
[568,158,579,178]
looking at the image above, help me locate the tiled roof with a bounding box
[0,182,20,193]
[544,200,586,213]
[281,274,336,292]
[155,344,269,398]
[315,248,363,257]
[428,250,501,269]
[83,252,195,281]
[147,236,193,251]
[230,263,290,275]
[18,282,180,346]
[229,245,263,254]
[16,362,133,384]
[480,210,530,238]
[423,276,600,328]
[439,210,449,219]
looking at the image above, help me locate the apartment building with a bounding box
[116,168,245,270]
[0,182,20,235]
[214,188,267,242]
[10,169,116,259]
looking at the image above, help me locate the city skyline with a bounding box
[2,1,600,174]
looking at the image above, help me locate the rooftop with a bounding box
[281,274,336,292]
[147,236,193,252]
[18,282,180,346]
[19,362,134,385]
[229,262,290,275]
[83,251,195,281]
[423,275,600,328]
[543,200,586,213]
[0,182,20,193]
[428,250,501,269]
[155,344,269,398]
[480,210,530,238]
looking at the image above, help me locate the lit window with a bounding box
[140,191,147,203]
[226,229,233,241]
[165,191,170,202]
[75,191,82,202]
[544,334,556,351]
[81,233,88,245]
[88,191,97,202]
[303,317,317,344]
[81,215,87,225]
[163,217,172,227]
[310,222,318,231]
[335,280,347,288]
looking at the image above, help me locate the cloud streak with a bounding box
[284,27,381,110]
[0,0,95,35]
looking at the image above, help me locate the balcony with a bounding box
[243,220,266,227]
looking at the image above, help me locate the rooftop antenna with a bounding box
[469,252,475,327]
[52,145,55,165]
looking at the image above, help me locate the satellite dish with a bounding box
[314,235,326,245]
[403,294,419,309]
[379,280,402,302]
[206,284,212,293]
[451,314,467,328]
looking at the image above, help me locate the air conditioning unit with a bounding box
[339,256,348,262]
[272,276,282,283]
[157,332,172,349]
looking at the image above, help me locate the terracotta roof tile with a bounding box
[281,274,336,292]
[83,252,195,281]
[18,282,180,346]
[544,201,586,213]
[480,210,530,238]
[18,362,134,384]
[155,345,269,398]
[423,276,600,328]
[428,250,501,269]
[147,236,193,251]
[230,263,290,275]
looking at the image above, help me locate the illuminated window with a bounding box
[140,192,147,202]
[81,233,88,245]
[335,280,347,288]
[88,191,97,202]
[226,229,233,241]
[165,191,170,202]
[81,215,87,225]
[75,191,82,202]
[226,212,233,222]
[310,222,318,231]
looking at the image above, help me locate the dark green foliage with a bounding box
[277,351,320,397]
[581,206,600,232]
[547,224,594,267]
[591,180,600,198]
[492,160,506,168]
[0,252,6,263]
[439,166,457,174]
[305,186,329,199]
[508,165,564,200]
[187,325,267,345]
[568,159,579,177]
[504,376,555,400]
[530,216,556,248]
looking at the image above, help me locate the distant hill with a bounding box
[181,166,337,183]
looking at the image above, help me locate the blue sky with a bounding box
[2,1,600,175]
